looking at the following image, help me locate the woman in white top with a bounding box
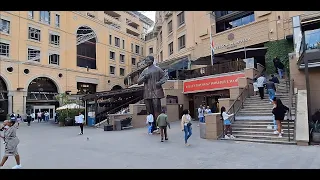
[181,109,192,146]
[220,106,235,139]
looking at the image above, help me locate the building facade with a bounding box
[0,11,153,118]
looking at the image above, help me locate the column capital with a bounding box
[7,91,14,97]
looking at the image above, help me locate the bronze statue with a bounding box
[137,56,168,132]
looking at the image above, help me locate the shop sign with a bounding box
[183,73,245,93]
[214,38,250,50]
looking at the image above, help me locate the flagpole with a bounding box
[210,27,214,66]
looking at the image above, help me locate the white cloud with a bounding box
[138,11,156,22]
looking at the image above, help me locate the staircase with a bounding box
[222,79,296,145]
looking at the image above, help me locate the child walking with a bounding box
[146,113,154,135]
[221,106,235,139]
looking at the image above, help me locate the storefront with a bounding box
[183,72,245,118]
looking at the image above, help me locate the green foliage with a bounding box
[57,109,83,123]
[264,40,294,75]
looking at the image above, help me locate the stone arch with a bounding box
[76,25,97,69]
[25,75,62,93]
[0,73,12,91]
[74,24,99,43]
[111,85,123,91]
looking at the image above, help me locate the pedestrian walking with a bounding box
[197,105,204,126]
[146,113,154,135]
[77,112,85,135]
[156,110,170,142]
[221,106,235,139]
[265,79,276,103]
[26,113,32,126]
[181,109,192,146]
[0,120,22,169]
[37,111,42,123]
[16,114,22,129]
[257,75,266,99]
[272,99,289,138]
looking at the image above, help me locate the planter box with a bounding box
[312,132,320,143]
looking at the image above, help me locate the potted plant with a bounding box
[310,110,320,143]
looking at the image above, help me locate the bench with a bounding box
[120,117,133,130]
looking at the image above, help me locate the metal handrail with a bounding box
[219,84,250,138]
[218,69,265,139]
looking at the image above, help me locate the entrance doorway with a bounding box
[33,105,56,120]
[0,76,8,121]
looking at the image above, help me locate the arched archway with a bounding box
[26,77,59,118]
[76,26,97,69]
[111,85,123,91]
[0,76,8,121]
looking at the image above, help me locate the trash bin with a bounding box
[114,120,122,131]
[199,122,206,139]
[88,117,96,126]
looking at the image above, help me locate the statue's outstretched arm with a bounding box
[157,69,168,85]
[137,70,147,85]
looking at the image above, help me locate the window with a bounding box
[0,42,10,57]
[131,43,133,52]
[28,48,40,62]
[141,47,143,55]
[135,45,139,54]
[49,34,60,46]
[120,54,125,63]
[110,51,115,60]
[115,37,120,47]
[55,14,60,27]
[109,35,112,45]
[168,42,173,55]
[149,47,153,54]
[177,11,185,26]
[28,27,41,41]
[28,11,34,19]
[168,20,173,34]
[0,19,10,34]
[40,11,50,24]
[122,39,125,49]
[131,57,136,65]
[110,66,115,75]
[178,35,186,50]
[160,31,162,42]
[49,53,60,65]
[120,68,125,76]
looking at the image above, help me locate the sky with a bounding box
[138,11,156,22]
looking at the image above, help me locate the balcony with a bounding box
[104,11,121,20]
[126,18,139,29]
[164,11,173,19]
[104,16,121,30]
[126,28,140,37]
[297,28,320,69]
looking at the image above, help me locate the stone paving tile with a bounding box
[0,121,319,169]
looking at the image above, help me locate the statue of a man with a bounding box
[137,56,168,132]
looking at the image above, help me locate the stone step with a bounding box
[233,121,294,125]
[232,124,294,128]
[221,137,296,145]
[240,107,296,111]
[235,116,296,121]
[232,131,294,137]
[232,127,294,132]
[230,134,294,141]
[238,110,296,114]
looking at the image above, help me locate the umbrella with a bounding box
[56,103,84,110]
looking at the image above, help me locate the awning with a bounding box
[223,47,268,59]
[158,56,189,69]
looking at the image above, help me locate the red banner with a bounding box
[183,73,245,93]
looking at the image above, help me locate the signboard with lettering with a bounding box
[183,73,245,93]
[214,38,250,50]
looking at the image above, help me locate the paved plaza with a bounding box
[0,121,319,169]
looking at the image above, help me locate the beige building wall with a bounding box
[0,11,149,114]
[289,53,320,115]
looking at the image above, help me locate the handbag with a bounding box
[187,122,192,127]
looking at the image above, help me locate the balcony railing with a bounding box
[298,28,320,64]
[169,60,246,80]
